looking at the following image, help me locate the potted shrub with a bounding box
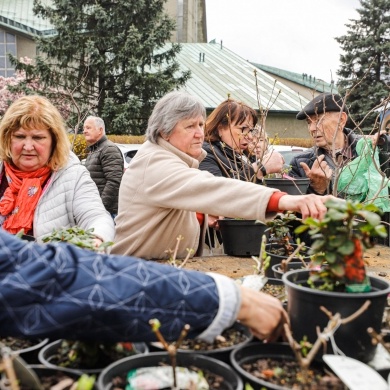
[283,198,390,362]
[38,339,148,375]
[98,352,243,390]
[98,320,243,389]
[271,261,308,279]
[149,321,252,364]
[231,301,380,390]
[263,212,310,277]
[3,354,96,390]
[0,337,49,364]
[230,342,346,390]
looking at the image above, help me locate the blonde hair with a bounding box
[0,95,70,170]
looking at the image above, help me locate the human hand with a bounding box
[208,215,223,229]
[262,150,285,174]
[277,194,338,220]
[367,130,388,146]
[254,150,285,179]
[237,286,288,342]
[300,155,332,194]
[93,237,103,248]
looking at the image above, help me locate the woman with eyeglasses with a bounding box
[112,91,335,261]
[199,99,285,232]
[199,98,284,183]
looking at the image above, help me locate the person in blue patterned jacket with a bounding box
[0,229,287,343]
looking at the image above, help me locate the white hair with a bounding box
[86,116,105,134]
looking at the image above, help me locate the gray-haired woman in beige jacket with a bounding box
[113,91,335,260]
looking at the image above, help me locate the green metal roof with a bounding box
[0,0,55,36]
[0,3,310,114]
[252,63,336,94]
[175,42,309,112]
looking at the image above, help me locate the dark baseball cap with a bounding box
[296,93,347,120]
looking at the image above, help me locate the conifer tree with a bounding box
[336,0,390,131]
[13,0,190,134]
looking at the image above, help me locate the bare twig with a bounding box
[284,300,371,386]
[280,241,307,273]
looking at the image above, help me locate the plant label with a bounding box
[240,275,268,290]
[323,354,388,390]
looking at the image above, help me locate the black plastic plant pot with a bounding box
[263,177,310,195]
[149,322,252,365]
[218,219,269,257]
[17,364,87,389]
[97,351,243,390]
[3,338,49,365]
[230,342,296,390]
[271,261,307,279]
[266,277,285,285]
[38,339,149,375]
[283,269,390,363]
[264,243,310,277]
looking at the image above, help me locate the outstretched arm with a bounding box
[0,230,286,343]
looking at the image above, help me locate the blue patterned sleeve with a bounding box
[0,230,236,342]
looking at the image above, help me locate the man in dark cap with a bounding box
[289,92,381,195]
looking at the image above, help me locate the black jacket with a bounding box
[289,128,361,195]
[199,141,260,183]
[85,136,124,214]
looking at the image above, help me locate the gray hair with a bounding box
[86,116,105,134]
[146,91,206,143]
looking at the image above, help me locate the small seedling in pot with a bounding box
[149,319,197,389]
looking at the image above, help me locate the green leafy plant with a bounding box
[266,212,299,252]
[53,340,137,370]
[42,226,113,252]
[295,198,387,291]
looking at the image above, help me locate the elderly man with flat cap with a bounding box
[289,93,382,196]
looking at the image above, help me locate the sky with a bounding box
[205,0,361,83]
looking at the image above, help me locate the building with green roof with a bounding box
[1,1,318,138]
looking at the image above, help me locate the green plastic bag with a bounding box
[337,138,390,211]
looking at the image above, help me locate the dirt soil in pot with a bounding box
[241,356,347,389]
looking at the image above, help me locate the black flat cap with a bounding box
[296,93,347,120]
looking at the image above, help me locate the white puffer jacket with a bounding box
[0,153,115,243]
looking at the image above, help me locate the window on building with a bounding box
[0,29,16,77]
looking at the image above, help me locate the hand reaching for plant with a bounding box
[208,214,223,228]
[277,194,341,220]
[42,226,113,253]
[93,237,103,248]
[237,286,289,342]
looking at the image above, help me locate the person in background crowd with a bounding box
[199,99,284,183]
[199,100,285,235]
[0,229,287,343]
[112,91,336,260]
[0,96,114,245]
[289,93,384,196]
[83,116,124,219]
